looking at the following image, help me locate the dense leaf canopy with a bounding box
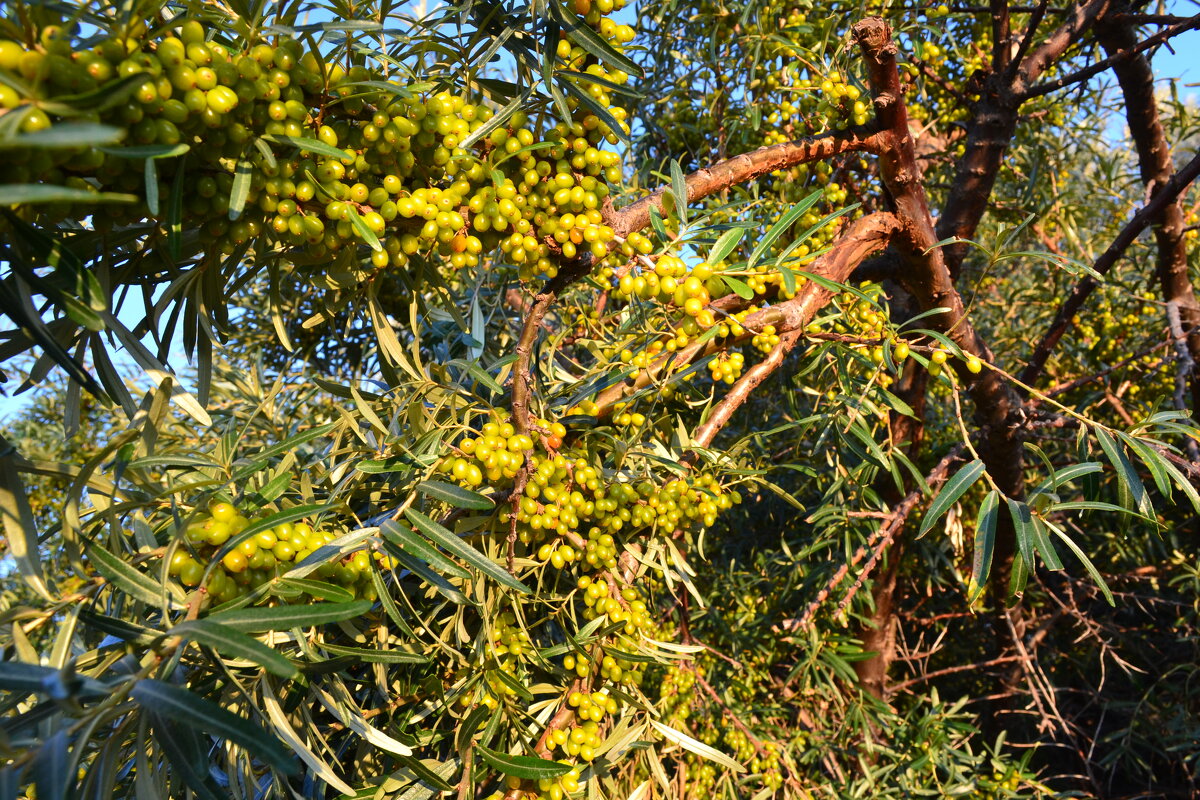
[2,1,1200,799]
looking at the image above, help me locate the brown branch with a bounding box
[938,0,1113,278]
[605,128,884,238]
[690,328,804,450]
[592,213,902,416]
[855,17,1030,619]
[1041,340,1169,399]
[1016,0,1116,89]
[694,673,769,757]
[1021,13,1200,100]
[510,259,593,435]
[1098,14,1200,418]
[1019,149,1200,388]
[1005,0,1051,78]
[890,655,1025,692]
[993,0,1013,73]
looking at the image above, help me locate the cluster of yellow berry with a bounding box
[0,5,641,285]
[438,415,740,573]
[164,502,374,604]
[1069,294,1169,408]
[699,721,785,791]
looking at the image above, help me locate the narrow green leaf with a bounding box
[1007,498,1036,570]
[0,446,50,599]
[0,661,110,697]
[417,480,495,510]
[1048,500,1143,516]
[167,152,187,260]
[258,134,351,161]
[670,159,688,225]
[40,73,148,114]
[649,720,745,772]
[1093,427,1150,515]
[1029,516,1063,570]
[384,543,469,605]
[450,358,505,396]
[380,519,471,580]
[170,619,298,678]
[33,730,69,800]
[747,189,823,269]
[144,155,159,215]
[371,566,418,638]
[1007,552,1030,602]
[231,423,335,480]
[132,680,297,774]
[0,184,137,205]
[260,680,352,793]
[149,714,225,800]
[78,610,158,646]
[251,137,277,170]
[1049,461,1104,489]
[968,490,999,603]
[346,206,383,251]
[318,642,428,663]
[355,457,416,475]
[404,508,530,595]
[648,203,668,244]
[918,459,984,538]
[459,89,531,150]
[207,600,372,633]
[228,156,252,221]
[721,275,754,300]
[707,227,746,266]
[98,143,190,159]
[1,122,125,149]
[274,577,353,602]
[1120,433,1171,498]
[551,0,643,77]
[1048,524,1114,605]
[88,541,180,608]
[1159,457,1200,513]
[475,744,571,780]
[560,79,627,143]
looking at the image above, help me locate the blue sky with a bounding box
[2,7,1200,424]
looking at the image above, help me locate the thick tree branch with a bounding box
[605,128,884,237]
[1021,13,1200,100]
[1019,149,1200,388]
[938,0,1113,278]
[993,0,1013,73]
[1005,0,1051,79]
[1098,15,1200,417]
[1016,0,1115,88]
[855,17,1030,623]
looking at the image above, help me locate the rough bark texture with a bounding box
[855,17,1032,697]
[852,551,904,699]
[937,0,1114,279]
[1098,16,1200,417]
